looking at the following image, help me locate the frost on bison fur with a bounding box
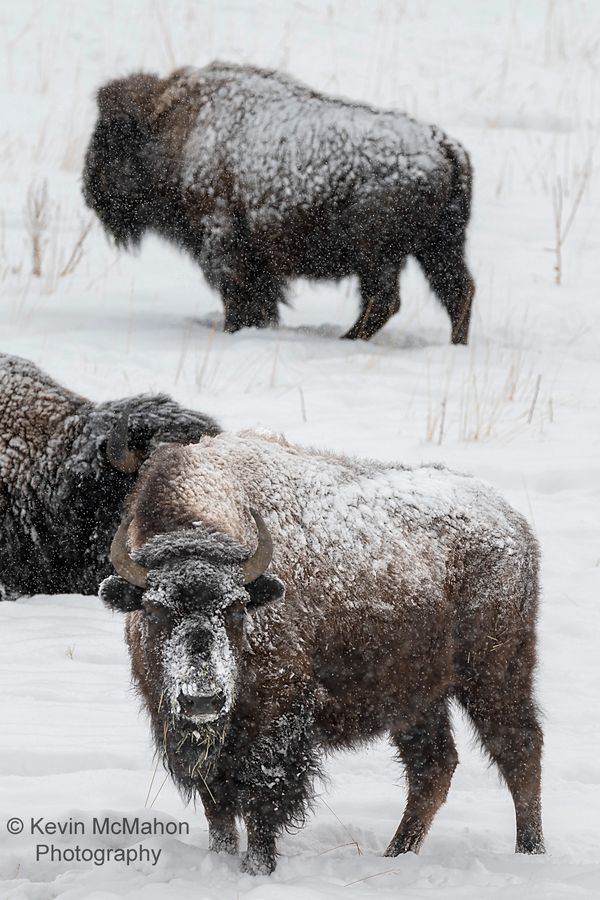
[0,354,219,599]
[83,63,475,343]
[101,431,544,875]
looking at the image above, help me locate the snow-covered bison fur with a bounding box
[83,63,475,344]
[0,354,219,600]
[102,431,544,875]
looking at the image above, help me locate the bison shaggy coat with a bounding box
[102,431,544,875]
[83,63,475,343]
[0,354,219,599]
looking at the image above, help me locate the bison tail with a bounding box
[413,134,475,343]
[440,136,473,233]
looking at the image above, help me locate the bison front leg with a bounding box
[238,714,318,875]
[385,697,458,856]
[198,778,239,857]
[240,767,312,876]
[240,812,278,875]
[199,212,284,333]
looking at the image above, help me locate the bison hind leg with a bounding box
[385,696,458,856]
[457,639,545,854]
[414,228,474,345]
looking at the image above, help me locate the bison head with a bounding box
[83,74,164,249]
[100,396,220,476]
[101,511,284,734]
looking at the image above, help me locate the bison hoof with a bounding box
[516,832,545,854]
[383,823,425,856]
[223,314,278,334]
[241,849,276,875]
[209,828,239,856]
[383,840,420,857]
[341,324,368,340]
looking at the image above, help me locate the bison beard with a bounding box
[83,63,475,344]
[102,432,545,875]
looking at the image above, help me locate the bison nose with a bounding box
[177,692,225,719]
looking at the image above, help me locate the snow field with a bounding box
[1,0,599,897]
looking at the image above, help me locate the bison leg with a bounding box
[199,213,283,332]
[342,264,401,341]
[385,697,458,856]
[221,263,284,334]
[240,768,312,875]
[240,813,278,875]
[198,780,239,856]
[238,712,318,875]
[458,650,545,854]
[414,232,474,345]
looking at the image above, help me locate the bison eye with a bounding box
[142,601,171,627]
[228,599,247,624]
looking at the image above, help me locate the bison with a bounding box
[0,353,219,600]
[83,63,475,344]
[101,430,544,875]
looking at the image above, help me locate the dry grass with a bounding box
[17,179,93,292]
[425,343,551,445]
[195,325,218,391]
[24,179,49,277]
[59,217,93,278]
[544,0,600,66]
[552,157,593,285]
[316,796,362,857]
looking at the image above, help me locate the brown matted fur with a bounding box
[101,431,544,875]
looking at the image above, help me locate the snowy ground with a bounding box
[1,0,600,897]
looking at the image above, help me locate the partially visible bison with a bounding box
[83,63,475,343]
[0,354,219,599]
[102,431,544,875]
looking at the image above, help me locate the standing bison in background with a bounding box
[83,63,475,344]
[0,354,219,600]
[102,431,544,875]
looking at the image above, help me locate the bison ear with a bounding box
[100,574,144,613]
[244,574,285,611]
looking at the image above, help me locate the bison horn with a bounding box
[110,517,148,589]
[242,509,273,585]
[107,412,142,474]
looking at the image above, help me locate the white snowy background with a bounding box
[1,0,599,897]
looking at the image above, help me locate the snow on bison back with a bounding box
[83,62,475,343]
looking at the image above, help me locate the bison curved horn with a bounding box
[106,412,142,474]
[110,517,148,589]
[242,509,273,585]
